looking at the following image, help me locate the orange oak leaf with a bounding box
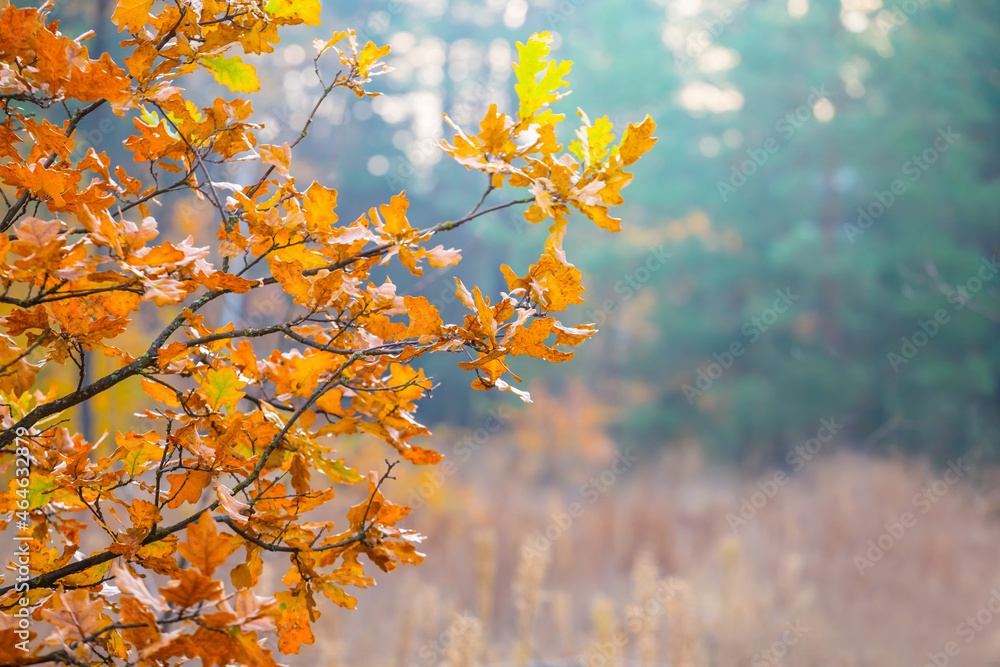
[110,499,161,557]
[118,597,160,652]
[164,469,212,509]
[159,569,224,608]
[140,377,181,407]
[111,0,154,32]
[41,589,107,644]
[274,589,316,654]
[177,512,239,576]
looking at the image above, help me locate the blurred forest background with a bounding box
[14,0,1000,665]
[47,0,1000,467]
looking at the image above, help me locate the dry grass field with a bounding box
[281,387,1000,667]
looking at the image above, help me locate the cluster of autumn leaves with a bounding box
[0,0,655,664]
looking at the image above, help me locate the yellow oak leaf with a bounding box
[265,0,322,25]
[201,366,246,412]
[203,55,260,93]
[513,32,572,123]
